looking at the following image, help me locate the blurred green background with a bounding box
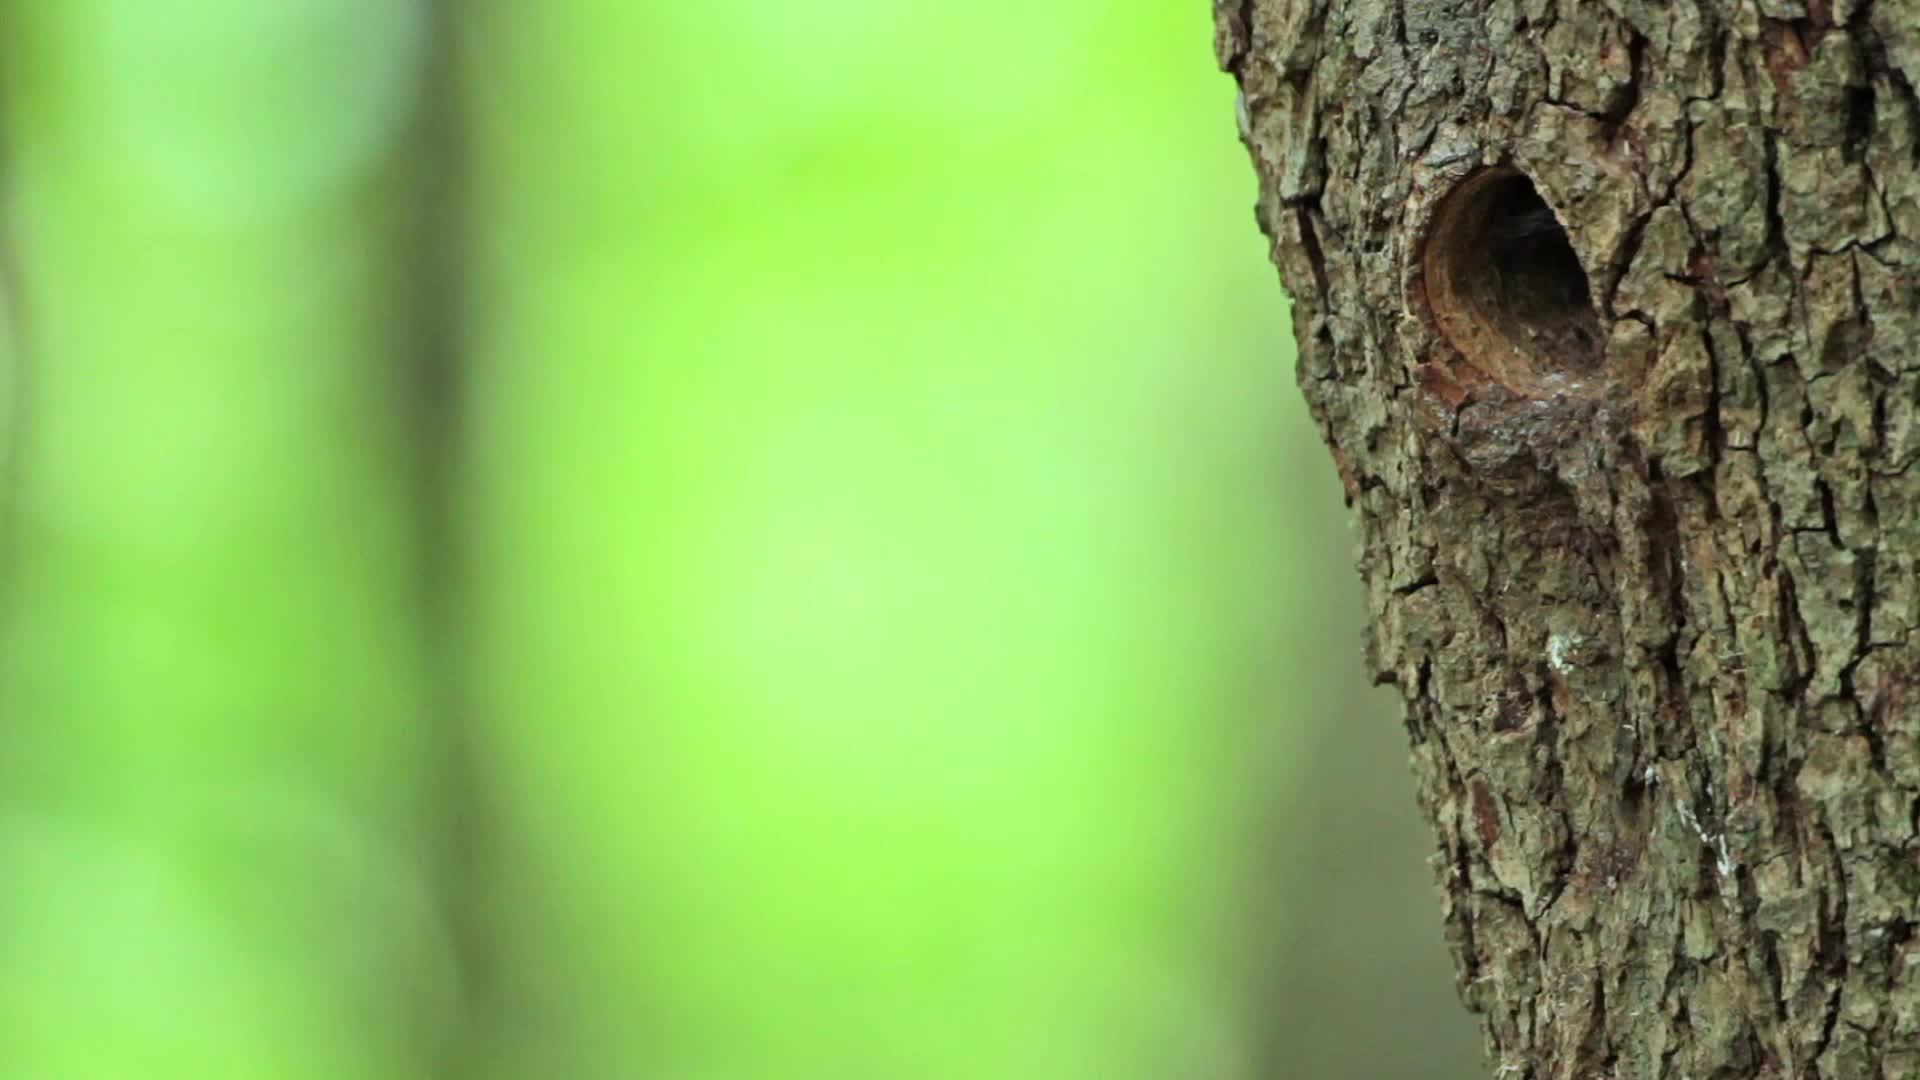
[0,2,1481,1077]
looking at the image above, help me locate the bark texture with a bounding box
[1219,1,1920,1076]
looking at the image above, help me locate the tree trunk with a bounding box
[1220,1,1920,1076]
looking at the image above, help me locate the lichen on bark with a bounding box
[1220,1,1920,1076]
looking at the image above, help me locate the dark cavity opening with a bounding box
[1420,169,1604,394]
[1484,178,1593,340]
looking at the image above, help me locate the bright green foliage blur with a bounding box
[0,2,1478,1078]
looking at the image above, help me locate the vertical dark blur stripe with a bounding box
[404,4,487,1072]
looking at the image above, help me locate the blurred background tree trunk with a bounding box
[1224,0,1920,1076]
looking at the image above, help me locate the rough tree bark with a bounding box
[1219,1,1920,1077]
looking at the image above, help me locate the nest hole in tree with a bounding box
[1419,168,1604,395]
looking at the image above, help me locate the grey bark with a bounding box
[1218,1,1920,1077]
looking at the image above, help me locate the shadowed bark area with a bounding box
[1220,1,1920,1076]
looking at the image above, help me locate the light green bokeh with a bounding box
[464,4,1303,1077]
